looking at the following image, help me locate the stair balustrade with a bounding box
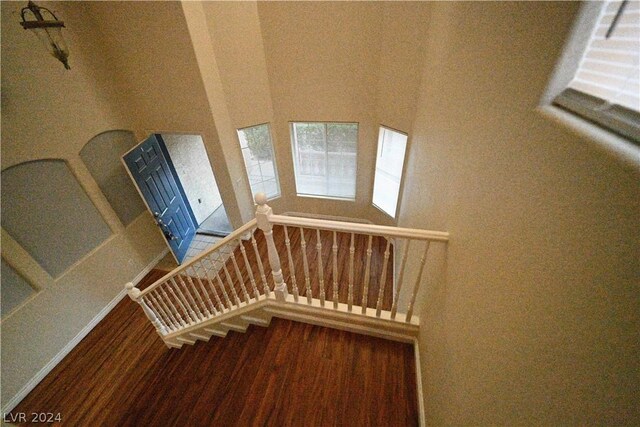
[126,193,449,347]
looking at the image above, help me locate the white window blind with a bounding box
[291,122,358,200]
[554,0,640,142]
[372,127,408,218]
[237,123,281,200]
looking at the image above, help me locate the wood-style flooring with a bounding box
[11,270,418,426]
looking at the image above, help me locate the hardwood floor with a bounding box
[11,270,418,426]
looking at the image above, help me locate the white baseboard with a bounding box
[414,338,426,427]
[1,249,168,414]
[132,248,169,285]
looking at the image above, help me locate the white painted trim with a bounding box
[1,228,52,292]
[239,315,271,327]
[270,214,450,242]
[263,295,419,343]
[164,295,418,345]
[537,105,640,171]
[53,234,118,283]
[413,338,426,427]
[265,305,416,343]
[1,249,167,413]
[67,155,125,234]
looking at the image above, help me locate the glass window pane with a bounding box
[372,127,408,217]
[237,124,281,200]
[291,122,358,200]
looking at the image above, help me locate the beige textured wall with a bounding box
[400,2,640,424]
[1,1,175,407]
[84,1,252,228]
[183,1,429,224]
[203,2,275,130]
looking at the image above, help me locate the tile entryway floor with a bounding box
[155,233,224,272]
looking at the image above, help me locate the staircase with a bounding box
[126,193,449,349]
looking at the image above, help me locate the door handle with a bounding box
[153,215,177,241]
[162,229,178,241]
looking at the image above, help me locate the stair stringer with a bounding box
[162,295,419,348]
[163,298,272,348]
[264,295,420,344]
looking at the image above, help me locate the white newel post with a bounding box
[126,282,168,336]
[255,193,288,302]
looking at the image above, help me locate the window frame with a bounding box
[546,1,640,145]
[236,122,281,201]
[289,121,359,202]
[371,125,410,219]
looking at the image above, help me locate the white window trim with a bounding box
[541,1,640,169]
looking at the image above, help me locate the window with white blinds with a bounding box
[554,0,640,143]
[290,122,358,200]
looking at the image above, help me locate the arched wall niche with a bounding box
[1,159,112,278]
[79,130,146,226]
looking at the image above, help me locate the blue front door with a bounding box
[123,134,196,263]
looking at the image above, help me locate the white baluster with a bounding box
[152,288,180,329]
[188,266,215,316]
[390,240,411,320]
[300,227,312,304]
[250,232,270,298]
[126,282,167,336]
[284,226,300,302]
[361,235,373,315]
[221,259,242,307]
[213,264,233,309]
[229,245,250,304]
[255,193,288,302]
[238,239,260,301]
[160,286,187,327]
[375,238,392,317]
[142,296,170,333]
[332,231,339,309]
[198,258,227,312]
[169,278,196,323]
[316,229,325,307]
[406,241,430,323]
[148,291,175,331]
[176,275,204,321]
[348,232,355,312]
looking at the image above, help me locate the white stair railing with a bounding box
[125,219,264,336]
[255,194,449,323]
[126,193,449,343]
